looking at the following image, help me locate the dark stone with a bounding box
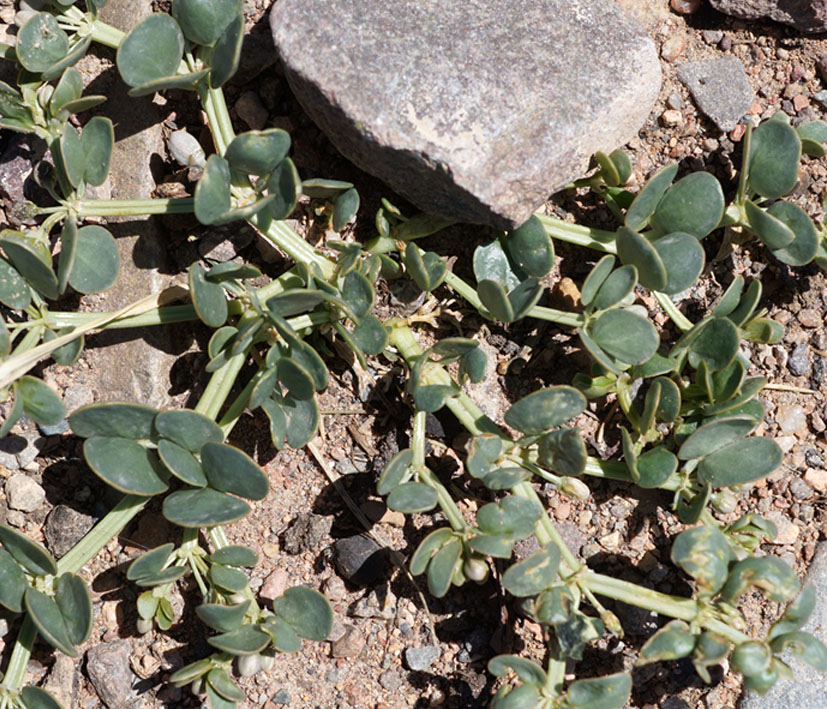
[709,0,827,33]
[677,58,755,132]
[86,640,141,708]
[805,448,824,467]
[44,505,95,558]
[270,0,660,229]
[333,534,388,586]
[272,688,291,704]
[788,342,811,377]
[282,513,333,554]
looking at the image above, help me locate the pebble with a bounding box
[805,449,824,467]
[87,640,141,708]
[272,689,291,705]
[702,29,723,45]
[259,569,289,602]
[661,34,686,62]
[813,90,827,108]
[331,624,365,658]
[798,309,821,328]
[789,476,813,500]
[661,109,683,127]
[788,343,810,376]
[333,535,388,587]
[793,94,811,112]
[765,512,799,545]
[15,432,40,469]
[670,0,701,12]
[677,58,755,132]
[666,93,683,110]
[777,47,790,60]
[5,511,24,528]
[234,90,269,130]
[804,468,827,493]
[44,505,94,557]
[777,404,807,435]
[37,420,69,436]
[323,575,347,602]
[379,670,403,691]
[282,513,332,554]
[599,531,620,550]
[0,442,19,471]
[404,645,440,671]
[5,473,45,512]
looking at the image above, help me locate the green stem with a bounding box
[250,215,336,279]
[535,214,617,254]
[654,292,693,333]
[88,20,126,50]
[411,410,427,468]
[74,198,195,217]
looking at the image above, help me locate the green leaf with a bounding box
[264,394,319,449]
[477,279,514,322]
[698,437,782,486]
[209,12,244,88]
[69,402,157,439]
[537,428,587,477]
[207,668,246,702]
[688,317,740,371]
[467,534,515,559]
[207,545,258,567]
[616,227,666,291]
[277,357,315,401]
[195,154,232,225]
[482,467,532,490]
[466,434,503,479]
[798,120,827,156]
[590,309,658,365]
[201,441,269,501]
[133,566,186,587]
[332,188,360,231]
[580,255,615,308]
[592,265,636,311]
[0,525,56,577]
[163,488,250,528]
[16,13,70,74]
[671,524,731,596]
[744,200,795,249]
[726,279,762,327]
[117,13,185,88]
[405,243,447,291]
[68,225,118,294]
[128,543,175,581]
[412,383,457,412]
[636,446,678,488]
[84,437,168,496]
[732,640,772,677]
[18,375,65,426]
[158,439,207,486]
[127,69,209,98]
[652,172,725,239]
[266,289,324,318]
[387,482,438,513]
[207,624,271,656]
[766,200,819,266]
[502,546,560,597]
[410,528,454,576]
[0,386,23,439]
[55,573,93,645]
[41,33,92,82]
[565,673,632,709]
[351,314,388,355]
[225,129,291,176]
[638,620,696,664]
[652,231,706,295]
[504,215,554,278]
[209,563,248,592]
[749,119,801,199]
[722,555,799,604]
[474,238,522,291]
[265,157,302,220]
[770,631,827,671]
[678,416,756,460]
[261,615,300,653]
[56,217,77,296]
[20,687,62,709]
[427,538,461,597]
[769,585,816,641]
[377,448,413,495]
[0,548,28,612]
[341,269,374,319]
[189,262,228,327]
[711,276,744,318]
[155,409,223,451]
[488,654,547,686]
[505,386,586,435]
[693,631,730,683]
[173,0,241,46]
[625,163,678,232]
[169,658,214,686]
[273,586,333,641]
[476,496,541,541]
[81,116,114,186]
[0,256,31,310]
[50,68,83,114]
[206,261,262,282]
[25,587,76,656]
[59,126,85,188]
[0,232,58,300]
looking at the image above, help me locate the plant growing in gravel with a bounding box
[0,1,824,708]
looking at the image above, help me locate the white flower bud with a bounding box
[236,653,262,677]
[167,129,206,169]
[559,476,590,501]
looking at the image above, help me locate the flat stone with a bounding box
[741,542,827,707]
[270,0,660,229]
[333,534,388,587]
[259,569,289,602]
[677,58,755,132]
[330,624,365,658]
[788,343,811,377]
[5,473,45,512]
[777,404,807,435]
[709,0,827,33]
[282,513,332,554]
[44,505,95,557]
[404,645,440,671]
[86,640,141,708]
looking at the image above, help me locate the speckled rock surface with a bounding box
[270,0,660,229]
[677,57,755,131]
[709,0,827,34]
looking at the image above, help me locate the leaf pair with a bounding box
[1,376,66,438]
[616,227,705,294]
[17,13,92,81]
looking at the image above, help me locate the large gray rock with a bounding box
[270,0,660,229]
[740,543,827,708]
[710,0,827,33]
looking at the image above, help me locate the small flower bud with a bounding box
[236,653,262,677]
[136,617,153,635]
[259,653,275,671]
[559,476,590,501]
[167,129,206,169]
[463,557,489,583]
[712,490,737,514]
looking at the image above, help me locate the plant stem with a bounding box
[535,214,617,254]
[411,410,427,468]
[250,215,336,279]
[88,20,126,50]
[74,198,195,217]
[653,292,694,333]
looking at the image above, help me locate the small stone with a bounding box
[666,93,683,110]
[335,459,359,475]
[379,670,403,691]
[788,343,811,376]
[677,57,754,132]
[331,624,365,658]
[777,47,790,61]
[806,449,824,467]
[350,586,396,619]
[234,91,269,130]
[709,0,827,33]
[661,34,686,62]
[5,473,45,512]
[804,468,827,493]
[702,29,723,45]
[599,531,620,550]
[5,511,24,528]
[799,309,821,328]
[671,0,701,12]
[0,440,20,471]
[661,109,683,127]
[43,655,79,708]
[272,688,291,705]
[259,569,289,602]
[776,435,797,454]
[777,405,807,435]
[814,90,827,108]
[282,513,332,554]
[405,645,440,671]
[44,505,94,557]
[333,535,388,586]
[14,432,40,469]
[323,575,347,602]
[37,420,70,436]
[793,94,811,112]
[789,476,813,500]
[765,512,799,545]
[87,640,141,708]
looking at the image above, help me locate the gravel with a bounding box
[404,645,440,671]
